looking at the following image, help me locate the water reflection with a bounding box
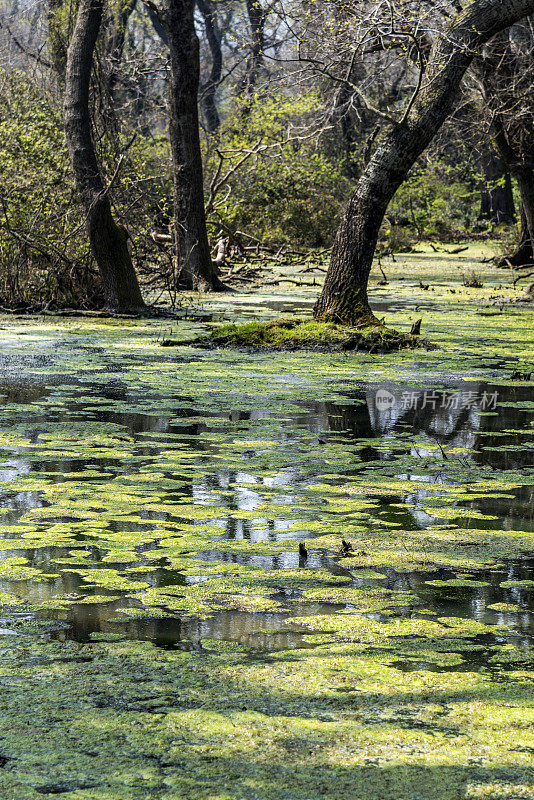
[0,375,531,655]
[55,602,336,650]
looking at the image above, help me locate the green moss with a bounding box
[288,612,508,644]
[189,319,430,352]
[0,633,530,799]
[0,592,25,606]
[424,579,491,588]
[0,557,44,581]
[499,580,534,589]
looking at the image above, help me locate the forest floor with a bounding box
[0,243,532,799]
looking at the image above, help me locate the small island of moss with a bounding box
[163,318,432,353]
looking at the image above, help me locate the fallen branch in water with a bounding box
[513,271,534,286]
[446,246,469,254]
[263,277,320,287]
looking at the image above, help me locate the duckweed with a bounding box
[0,246,531,797]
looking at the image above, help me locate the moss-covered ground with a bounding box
[0,244,531,798]
[190,318,428,352]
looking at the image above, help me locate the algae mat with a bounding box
[0,245,531,798]
[0,634,531,799]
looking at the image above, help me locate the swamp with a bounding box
[1,0,534,796]
[0,248,532,798]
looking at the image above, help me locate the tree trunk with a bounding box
[162,0,223,291]
[146,5,168,44]
[478,30,534,268]
[478,147,515,223]
[498,204,534,268]
[241,0,265,98]
[514,169,534,259]
[107,0,137,100]
[48,0,67,85]
[197,0,222,134]
[64,0,145,312]
[490,104,534,268]
[314,0,534,324]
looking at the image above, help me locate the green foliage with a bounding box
[387,157,481,241]
[105,130,174,282]
[0,70,172,308]
[0,70,516,309]
[0,69,98,307]
[202,95,494,250]
[204,92,350,246]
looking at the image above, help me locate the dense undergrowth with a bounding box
[0,71,520,310]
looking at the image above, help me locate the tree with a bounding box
[47,0,67,84]
[64,0,145,311]
[197,0,222,133]
[477,26,534,267]
[478,146,515,225]
[241,0,267,97]
[160,0,224,290]
[494,115,534,267]
[106,0,138,102]
[314,0,534,325]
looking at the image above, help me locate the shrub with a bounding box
[0,70,172,308]
[0,70,99,307]
[203,92,351,247]
[387,156,481,240]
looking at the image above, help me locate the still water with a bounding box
[0,327,531,669]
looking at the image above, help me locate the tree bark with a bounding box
[64,0,145,311]
[241,0,266,98]
[478,28,534,267]
[48,0,67,84]
[107,0,138,99]
[161,0,223,290]
[514,170,534,259]
[314,0,534,325]
[498,205,534,268]
[197,0,222,134]
[478,147,515,223]
[490,100,534,267]
[146,5,168,44]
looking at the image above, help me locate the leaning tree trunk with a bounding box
[314,0,534,324]
[161,0,223,291]
[146,5,168,43]
[64,0,145,311]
